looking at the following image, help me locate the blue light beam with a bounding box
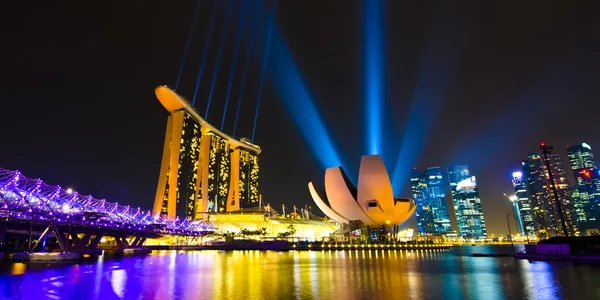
[391,61,451,194]
[390,3,472,194]
[364,0,384,155]
[251,7,274,142]
[220,0,249,130]
[232,1,258,137]
[205,0,234,119]
[267,28,343,169]
[191,1,220,107]
[175,0,203,90]
[447,57,590,174]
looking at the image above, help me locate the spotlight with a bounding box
[267,29,343,169]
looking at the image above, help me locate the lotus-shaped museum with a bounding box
[308,155,416,228]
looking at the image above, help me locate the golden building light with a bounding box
[153,86,261,220]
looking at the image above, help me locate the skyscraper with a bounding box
[422,167,452,234]
[522,149,577,238]
[152,86,261,220]
[410,169,435,235]
[448,165,487,240]
[228,143,261,211]
[567,143,600,234]
[510,170,535,237]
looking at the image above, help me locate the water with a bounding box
[1,245,599,299]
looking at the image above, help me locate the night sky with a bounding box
[2,1,599,235]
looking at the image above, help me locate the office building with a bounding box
[412,167,453,234]
[522,149,577,238]
[510,170,536,237]
[448,165,487,239]
[410,169,435,235]
[567,142,600,233]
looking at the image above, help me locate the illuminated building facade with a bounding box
[153,86,261,220]
[227,146,261,211]
[308,155,416,229]
[522,151,577,238]
[410,169,435,235]
[421,167,452,234]
[567,143,600,233]
[448,165,487,239]
[510,170,536,237]
[209,213,337,241]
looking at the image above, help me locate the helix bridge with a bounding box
[0,167,215,237]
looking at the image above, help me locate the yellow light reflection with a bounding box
[11,263,26,275]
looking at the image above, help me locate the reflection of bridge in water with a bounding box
[0,167,215,256]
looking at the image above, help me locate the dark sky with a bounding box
[2,1,599,235]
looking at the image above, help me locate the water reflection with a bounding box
[0,247,599,299]
[523,261,560,300]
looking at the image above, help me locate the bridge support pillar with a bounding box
[89,234,103,249]
[51,223,69,252]
[114,235,129,250]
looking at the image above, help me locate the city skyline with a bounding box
[506,142,600,239]
[1,1,600,235]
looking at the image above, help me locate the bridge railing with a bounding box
[0,168,214,235]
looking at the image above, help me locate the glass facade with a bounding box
[448,165,487,240]
[422,167,452,234]
[410,169,435,235]
[511,170,535,237]
[523,151,578,238]
[567,143,600,233]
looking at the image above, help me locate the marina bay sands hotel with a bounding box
[152,86,261,220]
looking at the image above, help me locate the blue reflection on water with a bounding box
[525,261,560,300]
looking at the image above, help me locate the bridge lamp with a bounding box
[66,188,73,194]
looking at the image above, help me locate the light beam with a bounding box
[251,6,274,142]
[267,28,343,169]
[220,0,249,130]
[364,0,384,155]
[232,1,258,137]
[175,0,203,90]
[205,0,234,119]
[390,3,471,194]
[191,1,220,107]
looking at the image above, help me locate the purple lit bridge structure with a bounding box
[0,168,215,254]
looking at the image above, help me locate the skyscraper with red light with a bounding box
[522,149,578,238]
[567,143,600,234]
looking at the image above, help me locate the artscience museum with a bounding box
[308,155,416,233]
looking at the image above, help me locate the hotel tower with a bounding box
[152,86,261,220]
